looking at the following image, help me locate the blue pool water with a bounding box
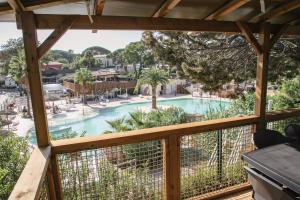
[29,98,229,143]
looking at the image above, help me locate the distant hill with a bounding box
[82,46,111,55]
[45,50,78,64]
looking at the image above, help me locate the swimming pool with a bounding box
[29,98,229,143]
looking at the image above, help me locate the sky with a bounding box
[0,22,143,53]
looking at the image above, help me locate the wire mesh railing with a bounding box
[180,125,253,199]
[267,116,300,133]
[39,178,51,200]
[11,109,300,200]
[57,140,164,200]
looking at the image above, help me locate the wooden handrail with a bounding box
[9,146,51,200]
[51,115,259,154]
[266,107,300,122]
[51,108,300,154]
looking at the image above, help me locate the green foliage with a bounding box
[8,49,32,117]
[74,68,92,85]
[137,68,169,109]
[122,41,155,78]
[108,48,126,67]
[61,159,159,199]
[105,107,188,133]
[143,31,300,92]
[138,68,169,90]
[271,77,300,110]
[74,67,92,104]
[0,134,29,199]
[82,46,111,56]
[181,163,247,199]
[8,49,26,82]
[50,128,86,141]
[0,38,23,74]
[105,107,188,166]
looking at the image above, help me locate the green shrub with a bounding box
[181,163,247,199]
[0,133,29,199]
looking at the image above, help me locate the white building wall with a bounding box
[140,79,187,96]
[5,78,17,87]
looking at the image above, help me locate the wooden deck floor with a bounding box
[217,190,253,200]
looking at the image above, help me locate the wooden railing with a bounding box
[9,147,51,200]
[9,108,300,200]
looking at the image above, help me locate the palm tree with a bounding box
[74,68,92,105]
[8,49,31,117]
[137,68,169,109]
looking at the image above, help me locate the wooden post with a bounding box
[236,22,270,131]
[163,135,181,200]
[50,154,64,200]
[255,22,271,131]
[19,11,61,200]
[19,11,50,147]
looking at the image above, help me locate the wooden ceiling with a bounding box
[1,0,300,34]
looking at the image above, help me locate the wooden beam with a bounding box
[250,3,279,23]
[22,14,300,35]
[8,147,51,200]
[25,14,261,32]
[51,115,259,154]
[19,11,50,147]
[236,21,262,54]
[205,0,250,20]
[258,0,300,22]
[266,108,300,122]
[7,0,24,12]
[95,0,105,15]
[270,24,288,48]
[38,17,75,59]
[255,22,271,130]
[259,0,271,13]
[152,0,181,17]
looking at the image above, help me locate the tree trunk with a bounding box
[26,87,32,118]
[133,64,138,79]
[152,85,157,109]
[82,83,87,105]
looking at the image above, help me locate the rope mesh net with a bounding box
[39,178,50,200]
[180,125,253,199]
[57,140,164,199]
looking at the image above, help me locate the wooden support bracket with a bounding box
[7,0,25,12]
[152,0,182,17]
[38,16,76,59]
[270,24,288,48]
[236,21,263,54]
[206,0,250,20]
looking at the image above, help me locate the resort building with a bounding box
[63,69,137,95]
[1,1,300,200]
[141,79,187,96]
[42,61,63,71]
[93,54,113,68]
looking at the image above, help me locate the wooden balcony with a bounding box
[3,1,300,199]
[8,108,300,200]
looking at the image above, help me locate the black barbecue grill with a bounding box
[243,143,300,200]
